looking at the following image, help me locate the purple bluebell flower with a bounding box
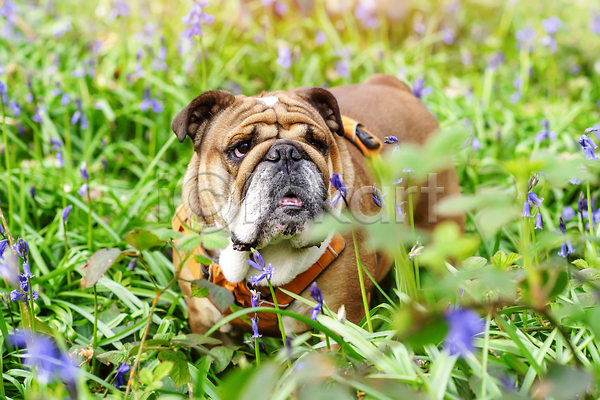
[528,192,544,208]
[558,241,575,258]
[562,206,575,221]
[579,134,598,160]
[0,253,19,287]
[60,93,70,106]
[250,317,262,339]
[408,243,424,258]
[354,0,379,30]
[52,21,72,39]
[51,82,62,97]
[246,248,275,286]
[250,289,260,308]
[542,16,562,36]
[139,87,164,113]
[62,205,73,222]
[515,27,536,51]
[443,308,484,358]
[413,21,426,35]
[22,261,33,278]
[309,282,323,321]
[487,51,505,71]
[56,152,65,168]
[335,59,350,78]
[536,120,557,141]
[0,238,7,255]
[13,238,28,260]
[578,192,586,214]
[329,173,347,207]
[50,138,62,151]
[276,46,292,70]
[372,184,385,207]
[541,36,557,53]
[29,186,35,200]
[25,92,33,103]
[108,0,130,20]
[471,137,482,151]
[441,26,455,45]
[559,217,567,233]
[384,136,398,144]
[570,178,580,185]
[9,101,20,116]
[315,30,326,46]
[77,183,88,197]
[115,362,130,388]
[522,199,532,217]
[80,162,89,181]
[0,223,4,238]
[412,75,433,99]
[510,78,523,103]
[101,157,107,170]
[274,1,288,15]
[396,201,407,219]
[534,212,543,230]
[247,248,265,271]
[10,331,78,386]
[153,45,168,72]
[126,257,137,271]
[590,12,600,34]
[181,0,214,38]
[32,107,44,123]
[71,99,88,129]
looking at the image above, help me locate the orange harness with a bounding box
[172,117,383,334]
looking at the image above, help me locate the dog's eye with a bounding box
[234,141,251,158]
[309,138,328,154]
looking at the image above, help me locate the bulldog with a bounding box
[171,74,464,337]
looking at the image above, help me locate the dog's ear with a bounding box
[295,87,345,137]
[172,90,237,143]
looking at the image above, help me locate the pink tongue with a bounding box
[279,197,303,207]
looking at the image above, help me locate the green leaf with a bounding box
[124,229,166,252]
[572,259,589,269]
[176,234,204,253]
[80,248,124,289]
[154,361,173,381]
[194,254,213,265]
[191,282,209,298]
[462,256,487,270]
[209,346,235,374]
[201,229,230,250]
[151,227,184,241]
[96,350,129,365]
[491,250,522,269]
[194,279,235,313]
[158,351,192,387]
[139,368,153,386]
[171,333,221,347]
[543,364,592,400]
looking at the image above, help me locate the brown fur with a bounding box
[173,74,464,336]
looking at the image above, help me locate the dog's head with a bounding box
[173,87,353,253]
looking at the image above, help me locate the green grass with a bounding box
[2,0,600,398]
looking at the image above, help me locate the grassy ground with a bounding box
[2,0,600,398]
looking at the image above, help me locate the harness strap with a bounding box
[341,115,382,158]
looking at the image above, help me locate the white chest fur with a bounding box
[218,232,334,287]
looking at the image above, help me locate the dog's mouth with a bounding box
[278,193,304,208]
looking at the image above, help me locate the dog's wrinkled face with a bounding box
[173,88,353,251]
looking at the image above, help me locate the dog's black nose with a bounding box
[264,142,306,170]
